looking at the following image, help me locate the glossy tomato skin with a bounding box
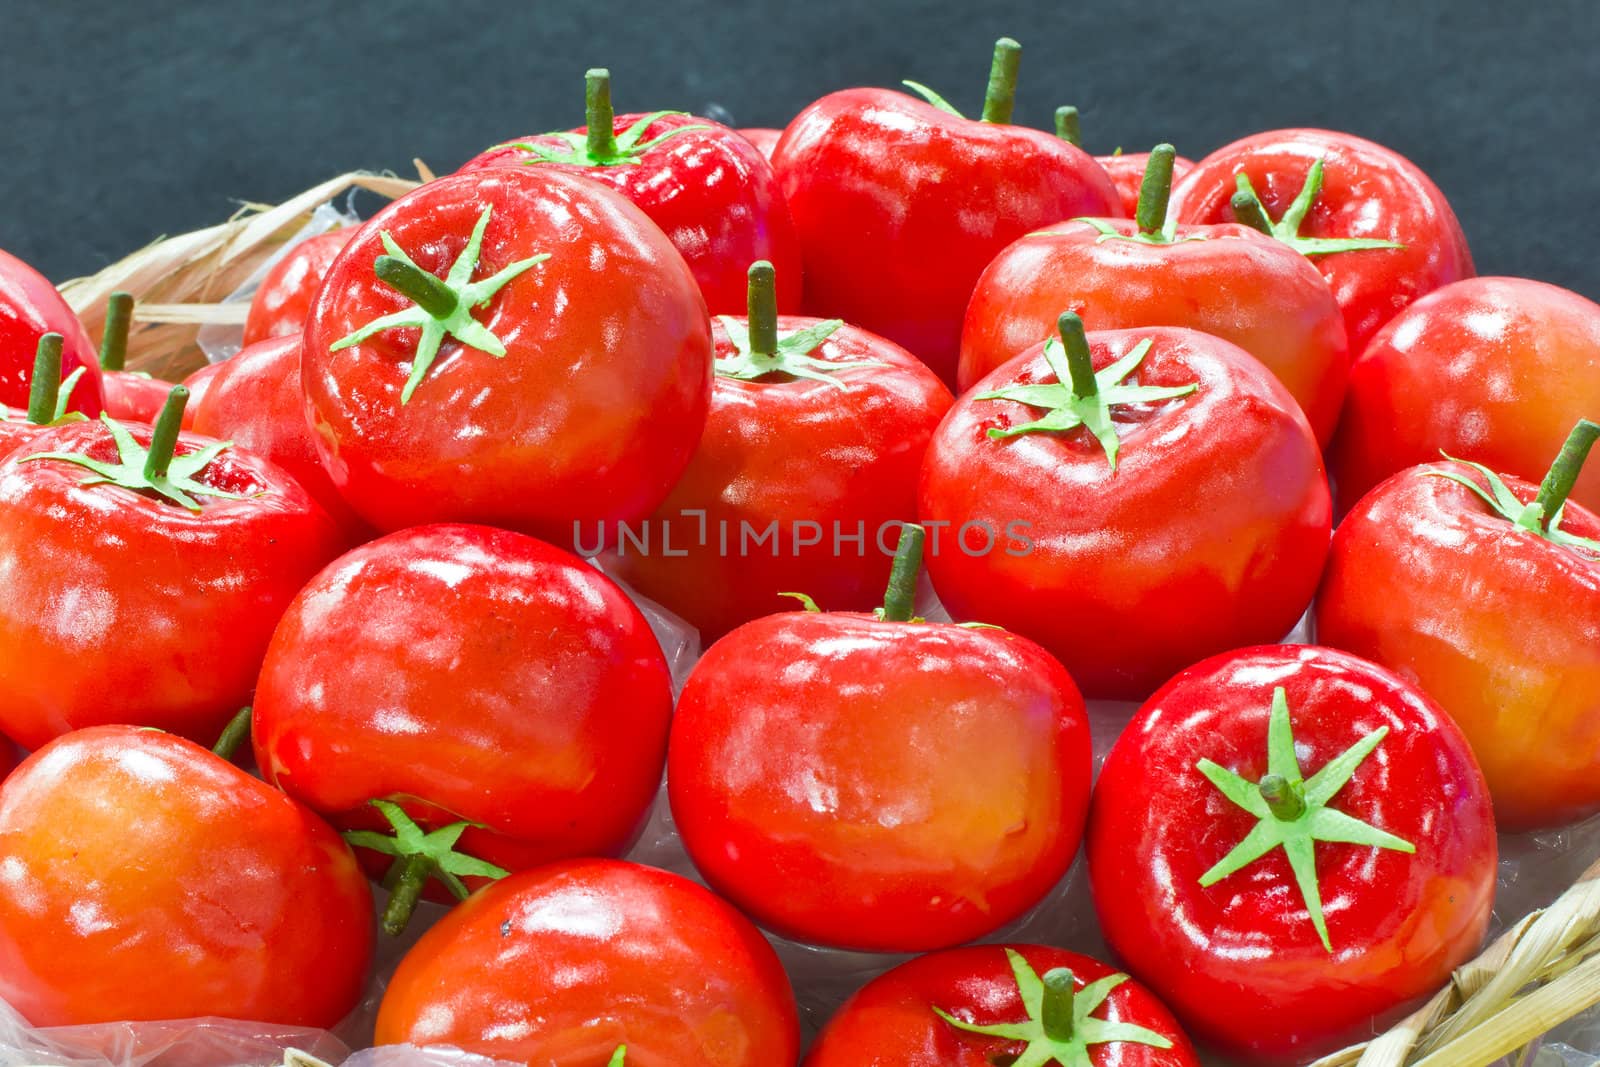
[739,127,783,158]
[0,421,344,750]
[242,229,353,346]
[1089,645,1496,1063]
[923,327,1330,700]
[303,169,711,544]
[1095,151,1195,218]
[958,221,1349,444]
[100,370,173,423]
[1171,128,1473,353]
[460,113,800,316]
[253,523,674,879]
[179,360,224,430]
[1316,466,1600,831]
[1331,277,1600,514]
[670,611,1091,952]
[604,318,953,640]
[0,726,373,1028]
[803,944,1199,1067]
[376,859,800,1067]
[773,88,1121,386]
[192,335,367,535]
[0,248,103,417]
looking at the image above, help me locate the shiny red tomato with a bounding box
[0,248,102,417]
[1089,645,1496,1063]
[375,858,800,1067]
[772,39,1120,385]
[1316,424,1600,830]
[1095,149,1194,218]
[1171,128,1473,353]
[459,69,799,316]
[804,944,1199,1067]
[253,523,674,933]
[92,290,171,423]
[302,167,710,545]
[0,725,373,1028]
[923,320,1329,700]
[738,127,782,158]
[604,261,952,640]
[0,391,343,749]
[1331,276,1600,514]
[242,228,353,346]
[177,360,225,430]
[669,526,1091,952]
[959,147,1349,443]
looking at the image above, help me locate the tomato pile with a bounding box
[0,38,1596,1067]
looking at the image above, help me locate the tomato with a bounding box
[1171,128,1473,353]
[738,127,782,158]
[1331,276,1600,514]
[0,390,344,749]
[669,525,1090,952]
[923,319,1329,700]
[959,146,1349,444]
[603,261,952,640]
[302,167,710,545]
[459,69,799,316]
[1316,423,1600,830]
[0,737,16,781]
[1088,645,1496,1063]
[772,39,1120,385]
[803,944,1199,1067]
[178,360,224,430]
[93,290,172,423]
[253,523,674,933]
[0,333,93,457]
[192,334,367,535]
[0,248,102,418]
[0,725,373,1028]
[242,228,353,346]
[1095,149,1194,218]
[375,858,799,1067]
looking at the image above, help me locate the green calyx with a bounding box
[493,69,707,167]
[211,707,253,762]
[99,291,134,371]
[978,312,1196,469]
[933,948,1173,1067]
[22,387,247,512]
[330,204,549,404]
[876,523,926,623]
[1196,686,1416,954]
[1230,159,1405,257]
[1425,420,1600,555]
[778,591,823,613]
[343,799,511,936]
[1054,106,1081,146]
[15,333,87,426]
[1070,144,1203,246]
[715,262,873,388]
[903,37,1022,124]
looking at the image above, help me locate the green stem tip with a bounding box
[880,523,926,622]
[746,260,778,356]
[1535,419,1600,526]
[1054,105,1081,146]
[1056,312,1098,398]
[1258,773,1307,821]
[212,706,253,762]
[143,385,190,482]
[1040,969,1077,1042]
[1134,144,1177,238]
[585,68,618,160]
[1230,187,1274,236]
[100,291,134,371]
[374,256,458,318]
[381,853,435,937]
[980,38,1022,124]
[26,333,64,425]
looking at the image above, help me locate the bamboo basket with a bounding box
[46,172,1600,1067]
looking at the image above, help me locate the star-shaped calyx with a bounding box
[715,261,880,388]
[1229,158,1405,257]
[492,69,707,166]
[23,386,247,512]
[1196,686,1415,953]
[5,332,87,428]
[1071,143,1203,246]
[342,799,511,936]
[1425,419,1600,556]
[933,948,1173,1067]
[330,204,549,404]
[977,312,1196,469]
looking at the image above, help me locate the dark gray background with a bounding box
[4,1,1596,293]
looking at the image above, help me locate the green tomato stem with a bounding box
[1230,189,1274,235]
[143,385,189,482]
[211,706,253,762]
[880,523,926,622]
[585,68,619,160]
[1041,969,1077,1042]
[746,261,779,357]
[1057,312,1098,399]
[1258,773,1307,821]
[381,853,435,937]
[980,38,1022,124]
[100,291,134,371]
[1054,106,1081,146]
[25,333,64,425]
[374,256,458,318]
[1134,144,1177,238]
[1534,419,1600,529]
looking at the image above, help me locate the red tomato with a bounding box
[1316,427,1600,830]
[738,126,782,158]
[669,526,1091,952]
[253,523,674,931]
[0,333,94,457]
[1095,150,1194,218]
[1171,128,1473,353]
[958,148,1349,443]
[1088,645,1496,1063]
[192,334,367,535]
[459,70,799,316]
[0,737,16,781]
[804,944,1199,1067]
[302,168,711,545]
[93,289,172,423]
[375,858,799,1067]
[1331,276,1600,514]
[603,261,953,640]
[923,321,1330,700]
[0,725,373,1028]
[0,393,344,749]
[0,248,102,417]
[772,39,1120,385]
[242,229,353,346]
[177,359,225,430]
